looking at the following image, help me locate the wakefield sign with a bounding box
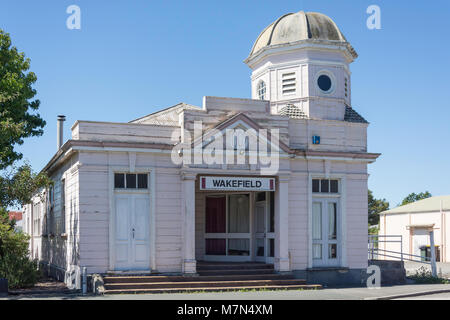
[200,176,275,192]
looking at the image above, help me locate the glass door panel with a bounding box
[254,201,266,262]
[312,199,339,266]
[205,194,251,261]
[205,196,226,233]
[228,194,250,233]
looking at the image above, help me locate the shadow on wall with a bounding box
[38,195,80,289]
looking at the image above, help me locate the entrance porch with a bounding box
[181,173,291,275]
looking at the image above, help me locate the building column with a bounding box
[181,172,197,275]
[275,175,290,272]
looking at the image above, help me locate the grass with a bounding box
[177,286,320,294]
[116,287,320,295]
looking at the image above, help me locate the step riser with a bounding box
[104,280,307,290]
[104,274,292,284]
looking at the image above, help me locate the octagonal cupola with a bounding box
[245,11,357,121]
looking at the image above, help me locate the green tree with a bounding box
[0,30,51,288]
[368,190,389,226]
[0,29,45,170]
[0,162,51,209]
[400,191,432,206]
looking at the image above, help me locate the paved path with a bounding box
[2,284,450,300]
[395,292,450,300]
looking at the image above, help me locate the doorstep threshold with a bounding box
[306,267,350,272]
[106,270,154,275]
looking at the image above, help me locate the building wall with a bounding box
[23,153,81,287]
[29,90,372,278]
[288,171,309,270]
[380,211,449,262]
[288,119,367,152]
[76,151,183,274]
[345,173,369,269]
[193,158,369,271]
[250,49,352,120]
[153,166,183,273]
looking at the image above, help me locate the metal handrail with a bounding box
[368,234,403,261]
[371,248,431,265]
[368,232,438,277]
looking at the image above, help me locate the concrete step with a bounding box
[197,269,275,276]
[104,279,307,290]
[103,284,322,295]
[197,263,274,271]
[103,273,292,284]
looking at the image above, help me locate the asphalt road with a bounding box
[2,284,450,300]
[394,292,450,300]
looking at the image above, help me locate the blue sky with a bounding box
[1,0,450,208]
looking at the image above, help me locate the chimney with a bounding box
[57,115,66,150]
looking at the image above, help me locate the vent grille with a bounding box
[282,72,296,95]
[279,104,308,119]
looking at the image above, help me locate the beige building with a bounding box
[379,195,450,263]
[22,11,379,288]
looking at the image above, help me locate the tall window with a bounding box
[257,80,266,100]
[312,178,341,267]
[33,203,41,236]
[61,179,66,234]
[47,185,55,235]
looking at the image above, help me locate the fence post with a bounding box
[370,237,373,260]
[400,236,403,262]
[429,230,437,277]
[82,267,87,295]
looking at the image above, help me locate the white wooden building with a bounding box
[379,195,450,263]
[23,11,379,288]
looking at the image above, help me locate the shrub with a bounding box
[0,221,41,289]
[409,266,450,284]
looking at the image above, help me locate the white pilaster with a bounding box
[181,172,197,274]
[275,174,290,272]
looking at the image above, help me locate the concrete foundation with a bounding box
[293,268,367,288]
[368,260,406,285]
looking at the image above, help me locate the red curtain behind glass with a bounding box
[205,196,226,255]
[206,196,226,233]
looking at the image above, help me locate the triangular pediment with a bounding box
[191,112,291,155]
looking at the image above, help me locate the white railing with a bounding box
[368,233,438,277]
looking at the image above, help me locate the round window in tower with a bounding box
[257,80,266,100]
[317,74,332,93]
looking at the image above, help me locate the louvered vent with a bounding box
[282,72,296,95]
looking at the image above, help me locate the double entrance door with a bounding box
[114,193,150,270]
[204,192,274,263]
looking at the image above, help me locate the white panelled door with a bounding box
[114,193,150,270]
